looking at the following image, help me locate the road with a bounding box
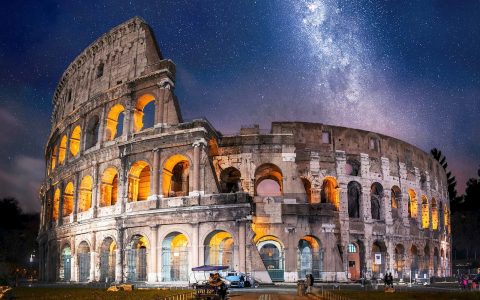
[229,287,309,299]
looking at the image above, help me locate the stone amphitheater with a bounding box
[38,17,451,284]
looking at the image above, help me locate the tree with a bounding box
[431,148,459,208]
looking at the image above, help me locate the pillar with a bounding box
[115,228,124,283]
[92,163,99,217]
[149,225,158,282]
[73,173,80,222]
[96,106,106,147]
[58,182,65,226]
[90,232,97,281]
[192,223,200,268]
[191,139,206,195]
[238,221,246,273]
[150,149,160,200]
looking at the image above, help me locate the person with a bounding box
[383,273,388,287]
[388,272,394,288]
[308,274,314,292]
[305,274,312,293]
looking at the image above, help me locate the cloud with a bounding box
[0,155,44,213]
[0,107,24,145]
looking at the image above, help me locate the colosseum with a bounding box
[38,17,451,285]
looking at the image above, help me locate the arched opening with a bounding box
[301,178,313,203]
[69,125,81,157]
[133,94,155,132]
[63,182,74,216]
[51,144,58,172]
[79,176,93,212]
[161,232,189,281]
[433,247,439,276]
[58,135,67,165]
[431,198,438,230]
[52,188,60,221]
[105,104,125,141]
[127,235,148,282]
[391,186,402,220]
[85,115,100,149]
[371,240,387,277]
[345,159,360,176]
[394,244,405,278]
[59,244,71,281]
[370,183,383,220]
[320,177,339,209]
[99,237,116,283]
[77,241,91,282]
[204,231,234,269]
[298,236,322,279]
[100,167,118,207]
[257,236,284,282]
[408,189,418,219]
[422,195,430,229]
[255,163,283,197]
[411,245,419,275]
[347,181,361,218]
[162,155,190,197]
[347,242,361,280]
[220,167,242,193]
[128,161,151,201]
[423,245,430,277]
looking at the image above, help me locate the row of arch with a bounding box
[49,93,160,174]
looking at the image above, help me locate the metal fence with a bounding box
[78,253,90,282]
[99,251,116,283]
[127,248,147,282]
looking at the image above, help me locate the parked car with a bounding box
[225,272,246,288]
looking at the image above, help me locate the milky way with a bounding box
[0,0,478,211]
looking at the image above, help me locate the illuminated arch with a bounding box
[408,189,418,219]
[421,195,429,229]
[204,230,234,269]
[161,232,189,281]
[431,198,438,230]
[99,237,117,282]
[51,143,58,172]
[100,167,118,207]
[77,241,91,282]
[256,235,284,282]
[105,104,125,141]
[58,135,67,164]
[133,94,155,132]
[79,176,93,212]
[321,176,339,209]
[298,235,322,279]
[128,161,151,201]
[127,234,149,282]
[53,188,60,221]
[69,125,81,157]
[63,182,74,216]
[444,204,450,234]
[162,155,190,197]
[391,186,402,220]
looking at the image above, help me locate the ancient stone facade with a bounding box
[38,17,451,284]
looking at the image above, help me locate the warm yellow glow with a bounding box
[105,104,125,140]
[301,235,321,251]
[444,204,450,234]
[206,231,234,266]
[53,188,60,221]
[421,195,430,229]
[63,182,74,216]
[79,175,93,212]
[162,154,190,197]
[70,125,81,157]
[254,163,283,196]
[322,176,339,210]
[58,135,67,164]
[109,241,117,253]
[100,167,118,207]
[133,94,155,132]
[431,198,438,230]
[137,236,148,249]
[171,233,188,248]
[128,161,150,201]
[51,144,58,171]
[408,189,418,218]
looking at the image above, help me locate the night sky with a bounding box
[1,1,479,212]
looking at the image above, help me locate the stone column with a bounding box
[92,163,99,217]
[150,149,160,200]
[191,139,206,196]
[192,223,200,268]
[115,227,124,283]
[238,221,246,273]
[149,225,158,282]
[119,157,128,213]
[97,106,106,147]
[73,173,80,222]
[90,232,97,282]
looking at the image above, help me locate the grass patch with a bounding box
[7,287,193,300]
[331,290,480,300]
